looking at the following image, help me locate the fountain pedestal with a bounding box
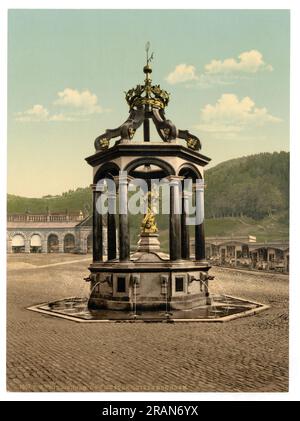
[136,233,161,253]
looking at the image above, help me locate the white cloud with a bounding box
[15,104,50,122]
[166,50,273,87]
[49,113,77,122]
[15,88,104,122]
[54,88,102,114]
[165,64,198,85]
[205,50,273,74]
[196,94,281,134]
[15,104,77,123]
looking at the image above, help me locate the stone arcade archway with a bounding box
[47,234,59,253]
[30,234,42,253]
[11,233,26,253]
[63,233,76,253]
[87,233,93,253]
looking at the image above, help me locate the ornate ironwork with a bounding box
[125,84,170,110]
[94,45,202,152]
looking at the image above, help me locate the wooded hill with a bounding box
[205,151,289,220]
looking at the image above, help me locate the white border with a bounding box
[1,0,299,402]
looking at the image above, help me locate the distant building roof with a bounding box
[75,215,92,227]
[205,235,257,246]
[249,242,289,251]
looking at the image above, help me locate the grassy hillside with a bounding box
[145,213,289,252]
[205,213,289,242]
[8,152,289,242]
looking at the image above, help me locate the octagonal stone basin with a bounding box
[28,294,269,323]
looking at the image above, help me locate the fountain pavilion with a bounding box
[85,49,213,311]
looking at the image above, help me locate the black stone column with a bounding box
[169,177,182,261]
[116,174,131,261]
[181,189,191,259]
[107,192,117,260]
[92,184,103,262]
[195,180,206,261]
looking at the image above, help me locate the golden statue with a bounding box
[140,190,158,234]
[141,211,158,234]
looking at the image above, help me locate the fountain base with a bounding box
[87,252,213,311]
[28,294,269,323]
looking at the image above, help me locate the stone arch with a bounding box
[29,231,45,240]
[178,163,202,181]
[10,230,28,240]
[47,231,61,241]
[29,232,42,253]
[124,157,175,177]
[47,232,60,253]
[94,162,121,184]
[63,232,76,253]
[11,232,26,253]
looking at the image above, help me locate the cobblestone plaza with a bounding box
[7,254,288,392]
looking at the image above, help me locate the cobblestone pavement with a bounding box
[7,255,288,392]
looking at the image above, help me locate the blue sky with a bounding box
[8,9,290,197]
